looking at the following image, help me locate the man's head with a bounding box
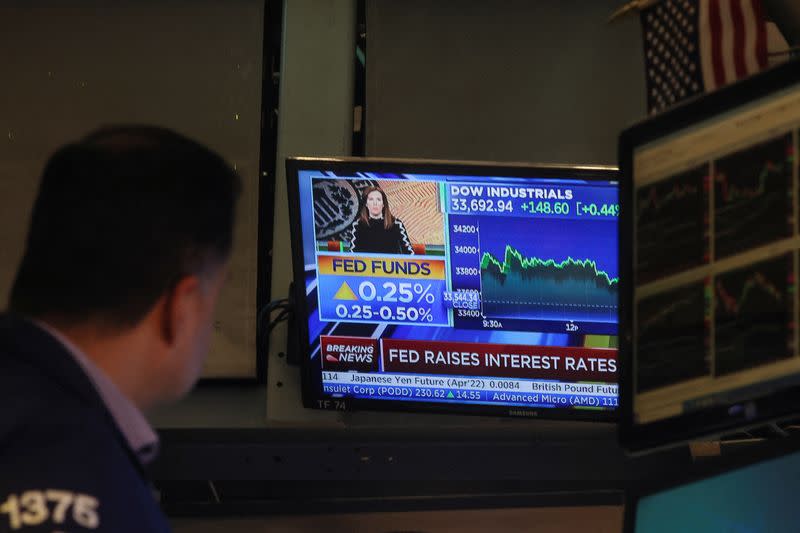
[9,126,241,406]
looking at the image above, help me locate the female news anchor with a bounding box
[350,186,414,254]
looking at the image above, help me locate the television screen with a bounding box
[619,58,800,450]
[286,158,619,420]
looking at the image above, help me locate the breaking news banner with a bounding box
[321,335,379,372]
[381,339,617,381]
[319,336,619,409]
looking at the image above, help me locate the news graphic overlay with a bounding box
[316,255,449,326]
[290,161,619,417]
[313,179,448,326]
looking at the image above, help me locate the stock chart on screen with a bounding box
[713,133,794,260]
[633,131,800,419]
[636,282,708,393]
[636,165,709,284]
[714,254,794,376]
[289,161,619,418]
[446,183,618,335]
[629,75,800,431]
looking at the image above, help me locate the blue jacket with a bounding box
[0,314,171,532]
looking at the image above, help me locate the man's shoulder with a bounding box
[0,411,168,532]
[0,357,168,532]
[0,315,93,408]
[0,394,134,489]
[0,346,86,430]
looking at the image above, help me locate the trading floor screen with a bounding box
[288,160,619,418]
[632,82,800,425]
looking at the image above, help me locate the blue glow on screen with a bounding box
[636,449,800,532]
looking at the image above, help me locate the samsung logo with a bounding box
[508,409,538,417]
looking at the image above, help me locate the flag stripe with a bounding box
[710,0,727,89]
[752,0,768,68]
[641,0,768,114]
[741,0,759,73]
[718,0,736,84]
[730,0,748,79]
[700,0,716,91]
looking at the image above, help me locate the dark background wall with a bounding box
[366,0,646,165]
[0,0,264,378]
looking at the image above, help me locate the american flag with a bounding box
[641,0,768,114]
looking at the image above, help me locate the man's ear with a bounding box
[158,275,201,347]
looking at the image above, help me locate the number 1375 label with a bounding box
[1,490,99,530]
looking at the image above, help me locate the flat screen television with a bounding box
[619,57,800,451]
[286,157,619,420]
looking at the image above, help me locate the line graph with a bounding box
[636,282,709,393]
[481,247,619,286]
[716,160,787,202]
[450,211,618,334]
[480,245,618,323]
[714,254,794,376]
[637,181,701,216]
[716,271,784,315]
[714,133,793,260]
[636,165,708,284]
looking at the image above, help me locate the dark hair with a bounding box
[9,125,242,328]
[358,186,394,229]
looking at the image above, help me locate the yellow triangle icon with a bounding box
[333,281,358,301]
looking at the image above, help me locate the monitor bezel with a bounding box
[618,58,800,452]
[286,156,619,421]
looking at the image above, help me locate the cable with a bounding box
[256,296,295,353]
[265,308,292,334]
[257,297,290,327]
